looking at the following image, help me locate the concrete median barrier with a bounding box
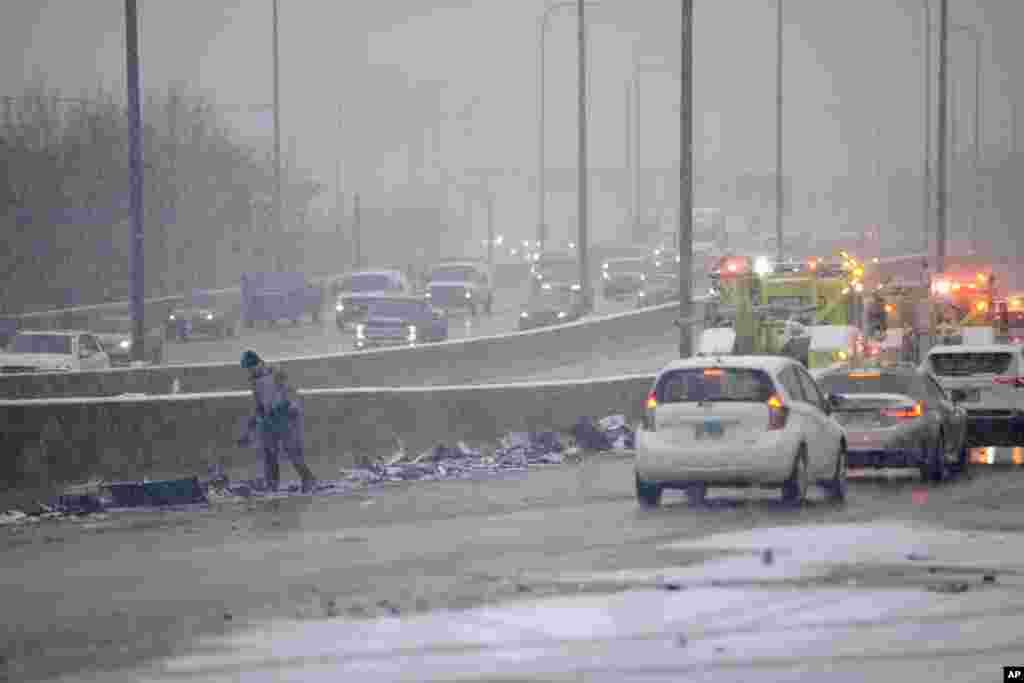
[0,300,702,399]
[0,374,655,497]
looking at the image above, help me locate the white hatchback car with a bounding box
[635,355,848,506]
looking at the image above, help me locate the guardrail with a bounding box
[0,299,701,399]
[0,374,655,496]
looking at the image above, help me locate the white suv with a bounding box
[635,355,847,507]
[0,331,111,373]
[922,343,1024,447]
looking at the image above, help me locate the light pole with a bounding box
[922,0,932,260]
[679,0,694,358]
[537,0,599,253]
[935,0,948,275]
[576,0,592,312]
[775,0,784,264]
[272,0,283,272]
[125,0,145,363]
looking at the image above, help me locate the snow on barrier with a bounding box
[0,374,655,496]
[0,300,700,400]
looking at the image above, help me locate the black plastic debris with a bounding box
[983,574,997,584]
[108,477,208,508]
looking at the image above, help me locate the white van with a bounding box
[922,343,1024,447]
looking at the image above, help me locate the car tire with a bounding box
[781,448,809,506]
[824,443,848,503]
[922,435,947,483]
[686,483,707,506]
[953,439,971,477]
[635,472,663,508]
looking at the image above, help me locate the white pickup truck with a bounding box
[0,330,111,373]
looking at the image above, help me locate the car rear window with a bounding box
[816,372,919,396]
[928,352,1014,376]
[656,368,775,403]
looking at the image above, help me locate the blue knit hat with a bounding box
[241,350,262,369]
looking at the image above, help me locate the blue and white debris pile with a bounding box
[0,415,636,524]
[573,414,635,451]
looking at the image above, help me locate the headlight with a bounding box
[542,282,552,290]
[602,272,610,280]
[557,311,567,319]
[602,263,609,270]
[571,283,581,291]
[169,314,176,321]
[205,313,214,321]
[119,339,131,350]
[640,274,646,281]
[355,324,365,339]
[639,291,647,297]
[520,311,529,318]
[425,292,432,299]
[407,325,417,342]
[464,291,472,299]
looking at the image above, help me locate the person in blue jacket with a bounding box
[239,350,318,493]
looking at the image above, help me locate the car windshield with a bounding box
[11,334,72,355]
[528,288,577,309]
[928,352,1014,376]
[817,372,920,396]
[430,266,476,282]
[656,367,775,403]
[344,274,395,292]
[538,260,578,283]
[604,259,646,275]
[368,300,425,318]
[93,318,132,334]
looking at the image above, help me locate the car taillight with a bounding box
[993,376,1024,387]
[644,392,657,431]
[880,401,925,418]
[767,394,788,430]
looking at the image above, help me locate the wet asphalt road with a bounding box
[3,452,1022,682]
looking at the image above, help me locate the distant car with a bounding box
[354,296,448,349]
[166,290,239,341]
[519,283,587,331]
[530,253,582,295]
[334,270,412,330]
[815,366,969,481]
[0,330,111,373]
[636,273,679,308]
[601,257,649,300]
[425,259,494,316]
[922,343,1024,447]
[635,355,847,507]
[92,315,165,366]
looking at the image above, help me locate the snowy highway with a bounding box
[3,454,1023,682]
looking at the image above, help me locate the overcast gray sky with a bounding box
[1,0,1014,241]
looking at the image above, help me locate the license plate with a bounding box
[697,419,724,440]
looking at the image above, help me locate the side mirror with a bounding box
[827,393,844,410]
[950,389,967,403]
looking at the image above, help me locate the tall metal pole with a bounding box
[272,0,283,272]
[125,0,145,363]
[775,0,784,264]
[487,195,495,273]
[935,0,949,274]
[577,0,591,312]
[538,11,548,251]
[679,0,694,358]
[625,79,632,238]
[335,100,344,236]
[922,0,932,259]
[353,192,361,270]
